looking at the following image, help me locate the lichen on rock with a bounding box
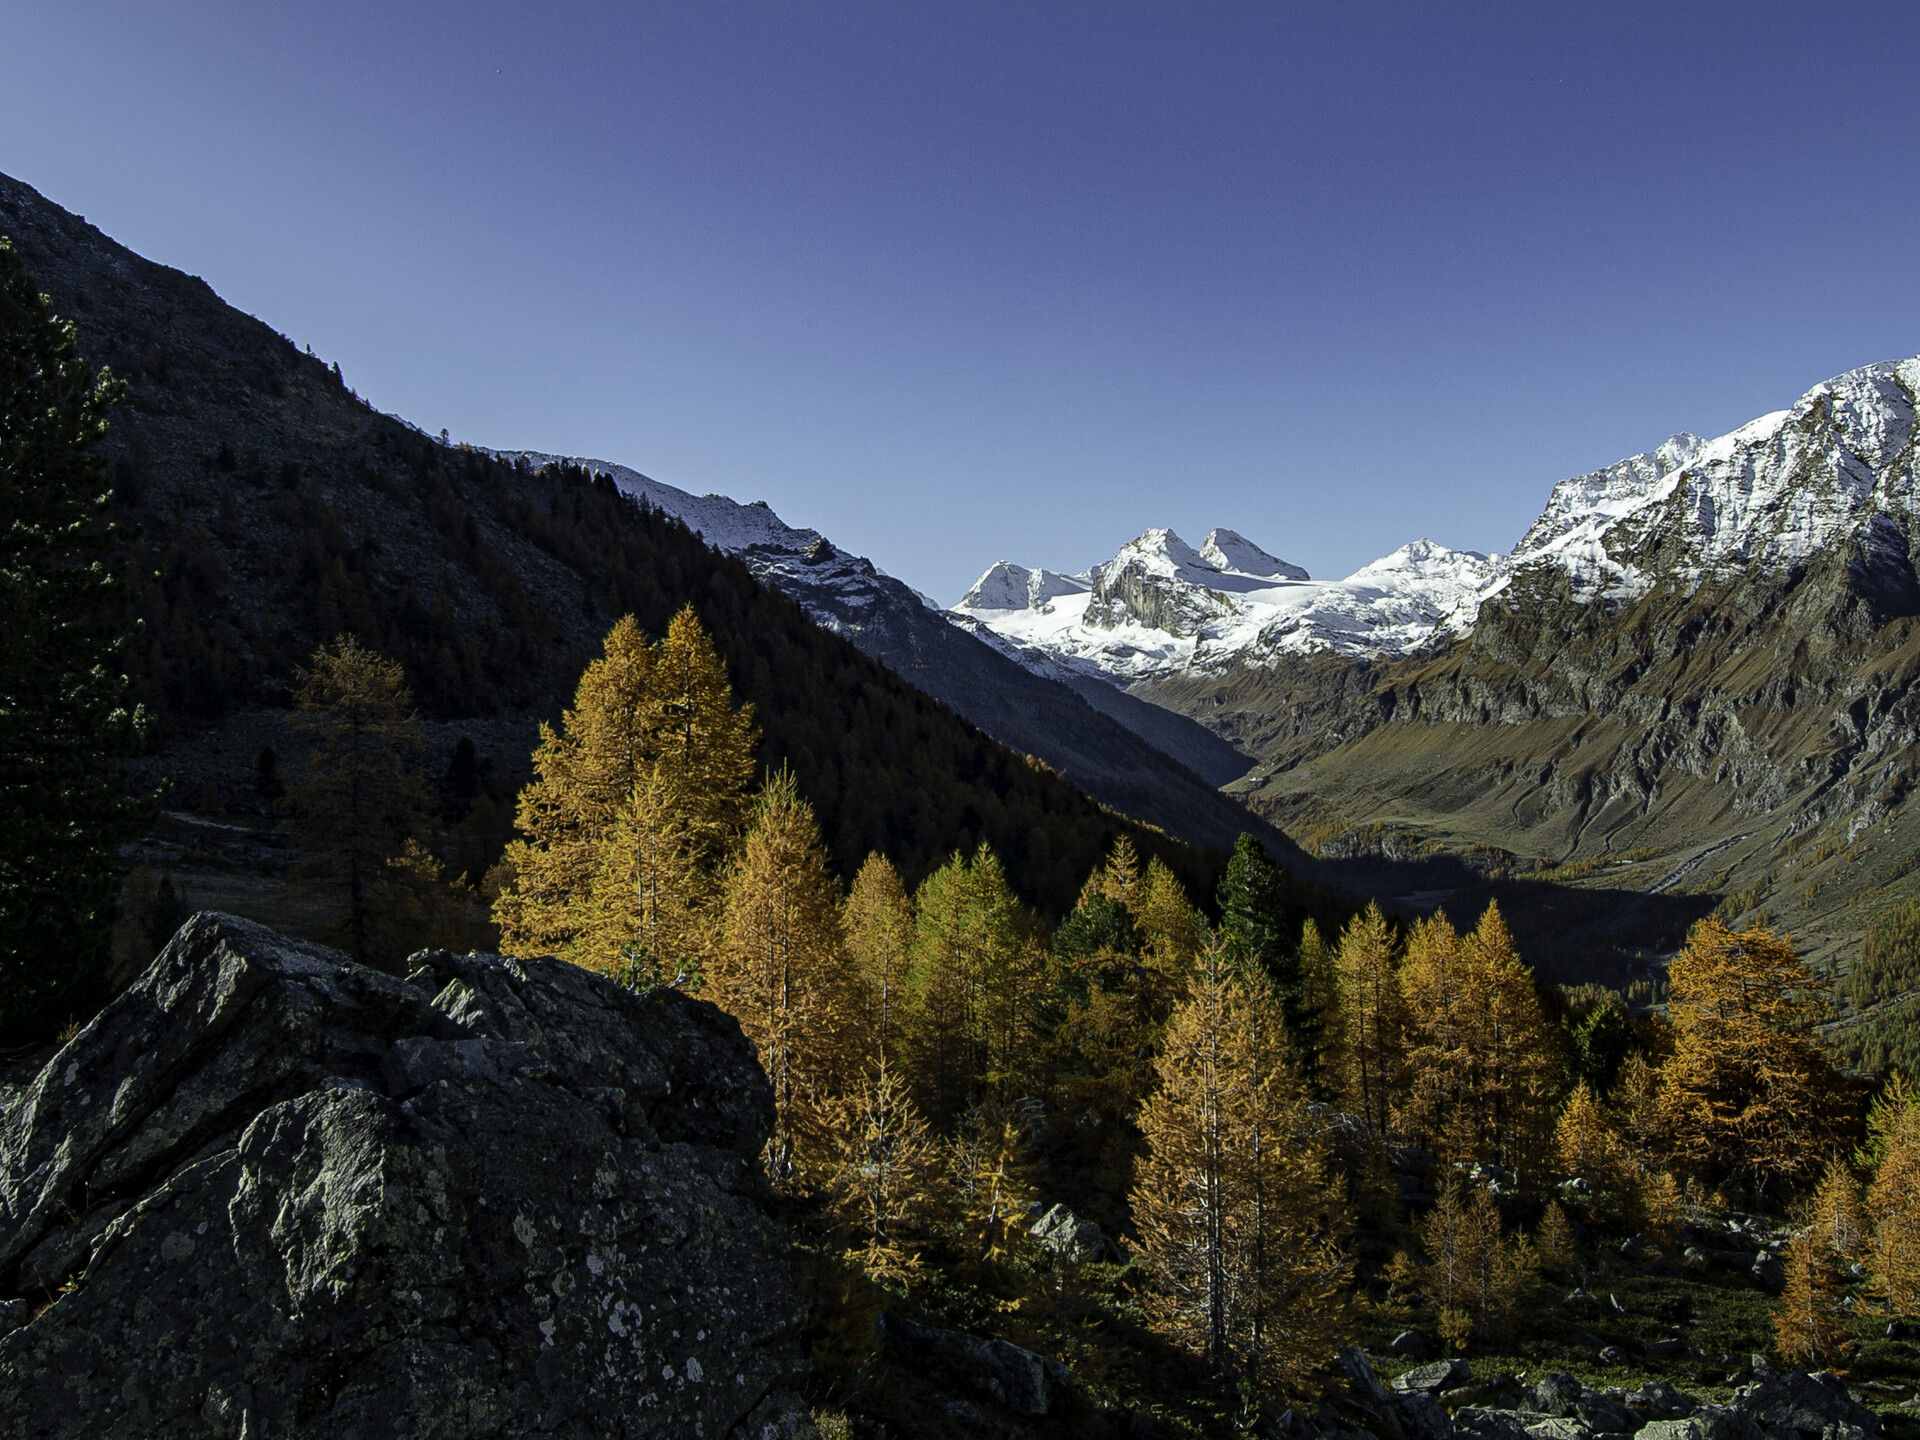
[0,912,809,1438]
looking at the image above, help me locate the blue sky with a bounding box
[7,2,1918,602]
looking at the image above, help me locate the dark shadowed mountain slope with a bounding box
[497,452,1292,853]
[0,169,1317,915]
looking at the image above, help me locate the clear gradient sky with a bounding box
[6,3,1918,602]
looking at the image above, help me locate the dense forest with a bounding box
[220,589,1894,1434]
[429,606,1908,1436]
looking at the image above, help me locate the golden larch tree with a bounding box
[948,1102,1042,1267]
[576,767,709,982]
[494,608,757,962]
[1866,1080,1920,1317]
[1658,916,1854,1201]
[1397,912,1474,1156]
[644,606,759,868]
[492,616,655,956]
[1774,1204,1851,1368]
[1463,904,1558,1175]
[1554,1082,1629,1217]
[1130,942,1351,1401]
[1400,905,1556,1173]
[820,1058,941,1285]
[1606,1049,1669,1186]
[1419,1178,1531,1352]
[1333,902,1404,1139]
[709,771,849,1189]
[843,853,915,1072]
[1536,1201,1577,1276]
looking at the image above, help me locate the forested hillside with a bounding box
[0,168,1299,916]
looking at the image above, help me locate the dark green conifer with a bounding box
[0,236,156,1039]
[1216,834,1325,1083]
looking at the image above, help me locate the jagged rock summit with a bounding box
[0,913,809,1439]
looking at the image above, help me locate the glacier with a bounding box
[956,354,1920,688]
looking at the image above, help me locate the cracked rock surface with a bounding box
[0,912,809,1439]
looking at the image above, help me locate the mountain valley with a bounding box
[958,360,1920,1017]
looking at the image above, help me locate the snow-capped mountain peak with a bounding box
[1199,528,1310,580]
[958,561,1090,613]
[1505,356,1920,600]
[954,524,1501,684]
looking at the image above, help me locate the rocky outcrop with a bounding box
[1291,1359,1885,1440]
[0,912,810,1439]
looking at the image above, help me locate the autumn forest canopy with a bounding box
[261,605,1912,1419]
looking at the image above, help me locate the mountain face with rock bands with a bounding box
[960,358,1920,986]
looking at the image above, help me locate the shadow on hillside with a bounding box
[1319,854,1721,989]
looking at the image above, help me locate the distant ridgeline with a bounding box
[0,169,1317,918]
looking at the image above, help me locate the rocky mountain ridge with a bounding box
[957,357,1920,696]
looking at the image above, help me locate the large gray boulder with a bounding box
[0,913,810,1439]
[1728,1371,1880,1440]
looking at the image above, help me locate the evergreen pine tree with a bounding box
[0,236,157,1037]
[902,844,1040,1123]
[1045,844,1159,1195]
[1131,941,1351,1400]
[1296,918,1341,1097]
[1218,834,1331,1087]
[288,636,432,967]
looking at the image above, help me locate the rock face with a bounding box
[0,913,809,1439]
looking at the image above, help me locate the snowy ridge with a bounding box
[497,451,942,635]
[1502,357,1920,599]
[955,527,1498,684]
[955,354,1920,687]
